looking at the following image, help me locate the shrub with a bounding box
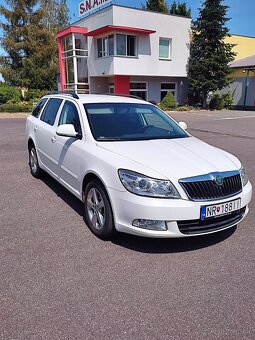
[222,92,233,109]
[176,106,193,111]
[209,93,224,110]
[160,91,177,110]
[0,101,33,112]
[23,89,47,101]
[0,84,21,104]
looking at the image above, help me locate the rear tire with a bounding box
[29,145,42,178]
[84,180,115,239]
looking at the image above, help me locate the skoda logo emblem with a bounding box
[215,175,224,186]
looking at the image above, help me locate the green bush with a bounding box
[0,101,33,112]
[222,92,233,109]
[0,84,21,104]
[160,91,177,110]
[176,106,193,111]
[209,93,224,110]
[23,89,47,101]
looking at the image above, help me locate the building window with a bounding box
[130,82,147,100]
[159,38,172,59]
[108,35,114,56]
[97,34,136,58]
[97,37,107,58]
[109,81,114,94]
[161,83,176,101]
[116,34,136,56]
[64,35,73,54]
[65,58,75,84]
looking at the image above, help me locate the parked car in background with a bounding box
[26,93,252,239]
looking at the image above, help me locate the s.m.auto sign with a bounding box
[79,0,112,17]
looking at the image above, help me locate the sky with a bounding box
[67,0,255,37]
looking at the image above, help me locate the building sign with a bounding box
[79,0,112,17]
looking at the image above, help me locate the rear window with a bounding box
[40,98,62,126]
[31,98,48,118]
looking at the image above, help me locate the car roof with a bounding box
[44,93,150,105]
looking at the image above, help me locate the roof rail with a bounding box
[47,91,79,99]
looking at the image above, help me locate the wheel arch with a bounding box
[82,172,109,201]
[28,138,35,150]
[82,171,117,234]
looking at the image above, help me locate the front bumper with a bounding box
[108,181,252,238]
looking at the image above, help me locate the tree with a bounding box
[144,0,169,13]
[169,1,191,18]
[187,0,235,107]
[0,0,69,90]
[40,0,69,31]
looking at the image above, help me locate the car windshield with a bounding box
[84,102,188,141]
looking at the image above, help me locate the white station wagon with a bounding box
[26,93,252,239]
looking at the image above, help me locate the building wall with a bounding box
[224,35,255,110]
[111,6,191,77]
[76,5,191,78]
[59,5,190,104]
[225,34,255,60]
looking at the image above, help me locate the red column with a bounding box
[114,75,130,95]
[57,37,66,91]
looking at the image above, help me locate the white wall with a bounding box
[112,6,191,77]
[76,5,191,78]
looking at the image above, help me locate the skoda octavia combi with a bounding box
[26,93,252,239]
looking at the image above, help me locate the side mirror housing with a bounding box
[56,124,78,138]
[178,121,188,130]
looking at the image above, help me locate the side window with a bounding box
[58,101,82,135]
[40,98,62,126]
[31,98,48,118]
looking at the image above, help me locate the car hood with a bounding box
[97,137,241,181]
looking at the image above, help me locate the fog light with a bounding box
[132,219,167,231]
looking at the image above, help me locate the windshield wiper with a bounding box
[97,137,122,141]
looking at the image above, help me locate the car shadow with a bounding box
[41,173,84,217]
[41,173,237,253]
[111,227,237,253]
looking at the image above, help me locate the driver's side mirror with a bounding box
[178,121,188,130]
[56,124,78,138]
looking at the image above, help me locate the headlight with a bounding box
[240,166,249,187]
[118,169,180,198]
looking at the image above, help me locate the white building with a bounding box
[57,4,191,104]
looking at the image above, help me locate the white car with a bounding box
[26,93,252,239]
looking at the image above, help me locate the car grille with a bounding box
[178,207,246,235]
[179,172,242,201]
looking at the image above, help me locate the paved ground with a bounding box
[0,110,254,340]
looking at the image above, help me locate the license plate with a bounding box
[201,198,241,220]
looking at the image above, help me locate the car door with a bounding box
[35,98,63,177]
[54,100,83,195]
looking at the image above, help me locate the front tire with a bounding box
[84,180,115,239]
[29,145,42,178]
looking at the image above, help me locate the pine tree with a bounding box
[0,0,69,90]
[187,0,235,107]
[169,1,191,18]
[144,0,169,13]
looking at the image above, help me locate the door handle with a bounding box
[34,126,37,132]
[51,136,57,143]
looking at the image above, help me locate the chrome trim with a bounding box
[179,170,240,183]
[179,170,242,202]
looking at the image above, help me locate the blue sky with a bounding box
[67,0,255,37]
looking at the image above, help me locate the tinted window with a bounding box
[40,98,62,126]
[58,101,82,134]
[84,103,188,141]
[31,98,48,118]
